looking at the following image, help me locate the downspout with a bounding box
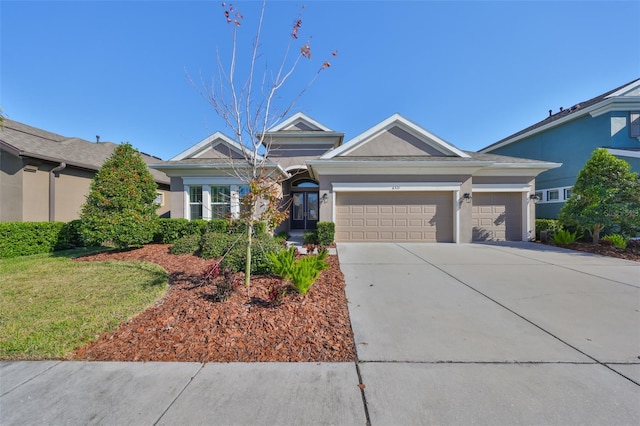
[49,162,66,221]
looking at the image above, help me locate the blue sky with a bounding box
[2,1,639,160]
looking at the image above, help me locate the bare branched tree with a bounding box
[190,1,335,293]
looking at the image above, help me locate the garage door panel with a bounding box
[472,193,522,242]
[336,192,453,242]
[380,219,393,227]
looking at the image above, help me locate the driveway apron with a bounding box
[339,242,640,425]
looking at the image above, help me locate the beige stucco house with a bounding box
[0,119,171,222]
[151,113,560,243]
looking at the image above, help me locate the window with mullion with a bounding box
[189,186,203,219]
[211,186,231,219]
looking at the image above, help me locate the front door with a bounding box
[290,192,319,230]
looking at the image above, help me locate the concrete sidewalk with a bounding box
[2,242,639,425]
[1,361,365,425]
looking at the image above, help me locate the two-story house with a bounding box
[481,78,640,218]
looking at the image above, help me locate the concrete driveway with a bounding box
[339,242,640,425]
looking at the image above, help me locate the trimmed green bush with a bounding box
[0,222,64,258]
[200,232,241,259]
[154,218,190,243]
[80,143,159,249]
[169,234,202,255]
[188,219,208,236]
[220,234,282,274]
[535,219,560,240]
[303,230,318,245]
[317,222,335,245]
[56,219,86,249]
[227,220,267,235]
[205,219,228,234]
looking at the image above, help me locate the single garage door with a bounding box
[335,192,453,242]
[472,193,522,241]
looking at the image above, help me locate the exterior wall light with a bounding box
[322,193,329,203]
[529,194,540,204]
[463,193,472,203]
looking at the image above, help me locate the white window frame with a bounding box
[536,186,573,204]
[630,111,640,138]
[183,180,249,220]
[210,185,231,219]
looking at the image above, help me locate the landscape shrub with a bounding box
[0,222,64,258]
[266,246,329,295]
[56,219,86,249]
[219,234,282,274]
[200,232,241,259]
[227,220,267,235]
[317,222,335,246]
[274,231,290,241]
[204,219,228,234]
[154,218,191,243]
[80,143,159,249]
[303,230,318,245]
[551,228,578,246]
[187,219,208,236]
[535,219,560,240]
[169,234,202,255]
[601,234,629,249]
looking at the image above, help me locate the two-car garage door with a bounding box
[335,192,453,242]
[335,191,524,242]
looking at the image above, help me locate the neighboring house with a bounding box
[151,113,559,243]
[0,119,171,222]
[480,78,640,219]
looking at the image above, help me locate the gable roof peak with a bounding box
[170,131,257,161]
[267,112,334,132]
[321,113,471,159]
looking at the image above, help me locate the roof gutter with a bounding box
[49,162,66,222]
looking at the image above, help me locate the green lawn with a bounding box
[0,249,168,359]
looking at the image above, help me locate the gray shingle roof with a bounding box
[319,151,551,164]
[0,119,169,185]
[483,78,640,151]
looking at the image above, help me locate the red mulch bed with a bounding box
[540,241,640,262]
[72,244,356,362]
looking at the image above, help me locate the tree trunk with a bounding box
[592,224,603,244]
[245,223,253,295]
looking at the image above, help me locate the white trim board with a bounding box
[332,182,462,192]
[472,184,532,192]
[607,148,640,159]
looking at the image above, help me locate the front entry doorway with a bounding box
[291,192,319,230]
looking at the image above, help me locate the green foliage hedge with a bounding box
[154,218,230,243]
[200,232,239,259]
[168,234,202,255]
[219,233,282,274]
[535,219,561,240]
[317,222,335,245]
[0,221,87,258]
[303,230,319,245]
